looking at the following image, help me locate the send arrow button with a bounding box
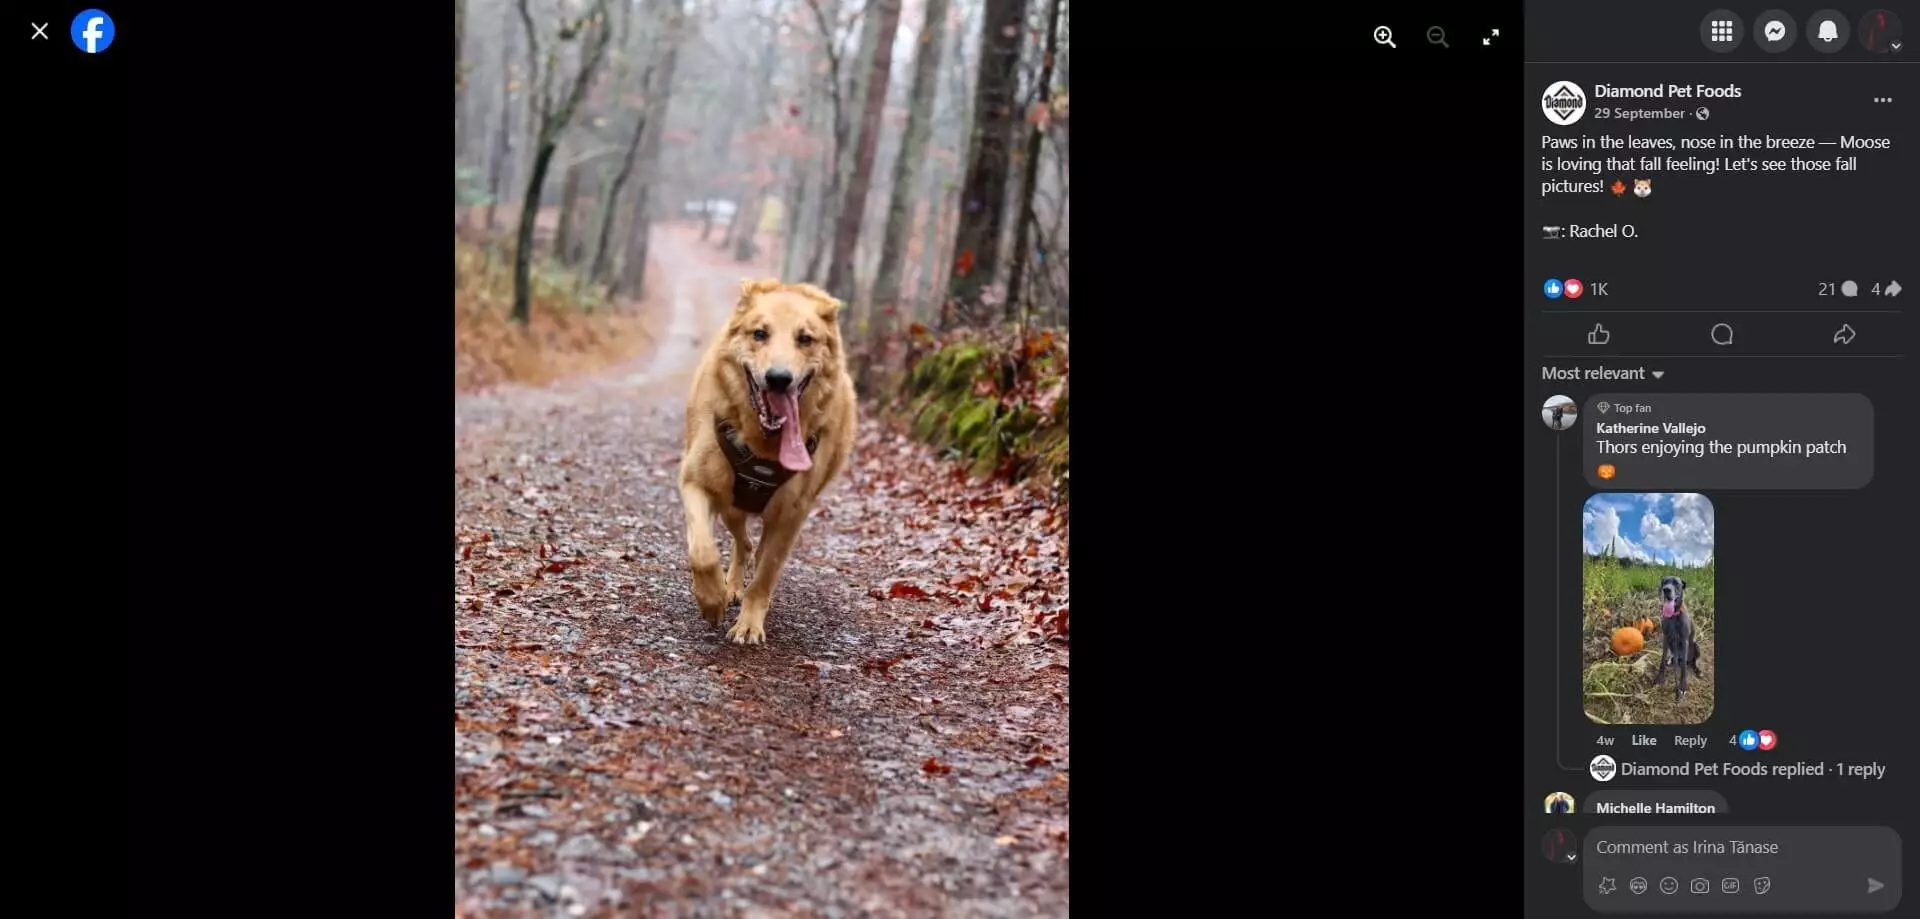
[1869,877,1885,894]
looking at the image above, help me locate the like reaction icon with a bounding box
[1587,324,1612,345]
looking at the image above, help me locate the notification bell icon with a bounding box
[1818,20,1839,42]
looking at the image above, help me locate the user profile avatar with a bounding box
[1542,395,1579,431]
[1545,791,1577,814]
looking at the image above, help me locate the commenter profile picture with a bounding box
[1542,81,1587,125]
[1542,395,1579,431]
[1545,791,1576,814]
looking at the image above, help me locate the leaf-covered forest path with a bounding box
[455,225,1069,918]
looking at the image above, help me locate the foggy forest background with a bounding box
[455,0,1070,493]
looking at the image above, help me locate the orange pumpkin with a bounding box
[1634,617,1657,639]
[1611,627,1646,656]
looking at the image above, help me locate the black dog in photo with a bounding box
[1650,575,1704,702]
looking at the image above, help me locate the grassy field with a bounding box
[1582,552,1716,725]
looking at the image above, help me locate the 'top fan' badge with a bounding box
[1542,81,1587,125]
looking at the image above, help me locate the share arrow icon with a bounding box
[1834,324,1858,345]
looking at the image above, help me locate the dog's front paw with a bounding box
[726,617,766,645]
[692,567,729,626]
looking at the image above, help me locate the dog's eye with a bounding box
[751,328,769,342]
[796,332,815,347]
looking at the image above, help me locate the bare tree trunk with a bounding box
[945,0,1030,328]
[512,0,614,323]
[554,161,586,262]
[781,169,809,277]
[914,173,941,316]
[593,112,647,285]
[868,0,949,353]
[801,0,853,282]
[616,10,684,298]
[726,3,789,252]
[486,2,521,232]
[455,0,466,216]
[1003,0,1061,324]
[455,0,465,97]
[510,141,560,322]
[825,0,902,301]
[699,68,748,243]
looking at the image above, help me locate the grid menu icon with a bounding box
[1711,20,1735,42]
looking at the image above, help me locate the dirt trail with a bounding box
[455,225,1070,918]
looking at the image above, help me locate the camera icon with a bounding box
[1691,877,1711,894]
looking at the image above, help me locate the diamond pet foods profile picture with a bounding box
[1541,81,1587,125]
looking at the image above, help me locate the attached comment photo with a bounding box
[1582,493,1716,725]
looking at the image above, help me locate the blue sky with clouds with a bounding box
[1582,493,1715,566]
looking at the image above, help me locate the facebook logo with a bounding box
[70,9,116,54]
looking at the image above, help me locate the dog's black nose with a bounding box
[764,367,794,392]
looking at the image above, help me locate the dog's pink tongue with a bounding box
[765,391,812,471]
[1662,601,1677,618]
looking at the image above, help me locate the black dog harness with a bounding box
[716,418,818,513]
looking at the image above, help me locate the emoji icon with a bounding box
[1634,178,1652,198]
[1758,730,1777,751]
[1597,464,1617,480]
[1739,729,1759,750]
[1611,179,1627,196]
[1565,278,1585,299]
[1661,877,1680,895]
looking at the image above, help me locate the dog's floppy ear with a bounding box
[789,283,843,324]
[735,277,782,312]
[1677,577,1686,589]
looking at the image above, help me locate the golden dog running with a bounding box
[678,279,856,644]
